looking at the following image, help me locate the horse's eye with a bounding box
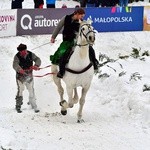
[82,28,85,31]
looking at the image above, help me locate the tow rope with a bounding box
[39,65,52,70]
[24,65,56,78]
[25,42,57,77]
[34,65,56,77]
[34,72,55,78]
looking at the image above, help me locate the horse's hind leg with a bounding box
[77,86,90,123]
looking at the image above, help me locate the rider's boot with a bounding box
[57,49,72,78]
[57,57,66,78]
[89,46,99,71]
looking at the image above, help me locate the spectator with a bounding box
[13,44,41,113]
[86,0,99,7]
[119,0,129,6]
[62,4,67,8]
[129,0,143,2]
[46,0,56,8]
[11,0,24,9]
[80,0,87,7]
[95,0,101,7]
[33,0,44,8]
[75,5,80,8]
[101,0,118,7]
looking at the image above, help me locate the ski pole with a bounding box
[31,42,50,51]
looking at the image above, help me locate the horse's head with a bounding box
[78,19,95,46]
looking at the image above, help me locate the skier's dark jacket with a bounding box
[16,51,33,70]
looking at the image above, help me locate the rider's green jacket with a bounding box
[50,13,80,65]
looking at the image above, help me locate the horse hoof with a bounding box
[59,100,67,108]
[61,110,67,115]
[77,119,85,123]
[59,102,62,106]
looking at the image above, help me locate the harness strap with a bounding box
[76,43,89,47]
[65,63,93,74]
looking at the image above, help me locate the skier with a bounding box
[13,44,41,113]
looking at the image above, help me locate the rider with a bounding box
[50,7,98,78]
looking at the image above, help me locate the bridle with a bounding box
[76,23,95,47]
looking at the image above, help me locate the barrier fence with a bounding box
[0,6,150,37]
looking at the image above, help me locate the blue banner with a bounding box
[85,7,144,32]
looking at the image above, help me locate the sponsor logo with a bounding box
[87,7,133,24]
[34,15,60,27]
[111,7,132,13]
[20,14,60,30]
[0,24,7,31]
[95,17,132,23]
[87,15,132,23]
[87,16,93,23]
[21,14,32,30]
[0,15,15,23]
[0,15,15,31]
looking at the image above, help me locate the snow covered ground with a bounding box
[1,0,150,150]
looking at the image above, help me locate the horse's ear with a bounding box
[87,18,93,25]
[79,19,82,24]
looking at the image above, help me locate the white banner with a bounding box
[0,9,17,37]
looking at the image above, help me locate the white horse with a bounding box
[51,20,95,123]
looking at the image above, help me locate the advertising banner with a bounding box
[17,7,144,36]
[17,8,74,36]
[143,6,150,31]
[84,7,143,32]
[0,9,17,37]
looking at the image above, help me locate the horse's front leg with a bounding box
[59,87,74,116]
[67,87,74,108]
[73,88,79,104]
[53,75,67,115]
[60,87,74,109]
[51,65,66,115]
[77,87,89,123]
[51,65,64,102]
[60,87,78,115]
